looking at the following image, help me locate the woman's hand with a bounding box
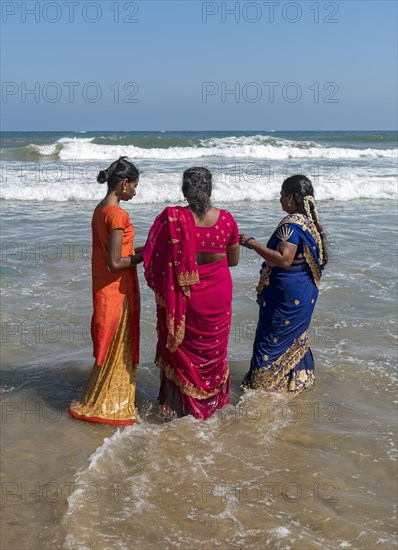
[239,232,297,268]
[239,233,252,247]
[129,252,143,266]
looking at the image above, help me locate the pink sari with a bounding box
[143,206,231,420]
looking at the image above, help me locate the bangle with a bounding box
[244,237,256,249]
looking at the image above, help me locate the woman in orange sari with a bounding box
[69,157,143,425]
[143,167,239,420]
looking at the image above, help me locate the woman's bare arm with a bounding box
[226,243,240,266]
[239,234,296,269]
[108,229,143,270]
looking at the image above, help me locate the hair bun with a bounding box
[97,170,108,184]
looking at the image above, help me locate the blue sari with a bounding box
[242,213,322,393]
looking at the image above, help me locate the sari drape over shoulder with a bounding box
[144,206,237,420]
[69,205,140,425]
[242,213,322,394]
[143,206,199,353]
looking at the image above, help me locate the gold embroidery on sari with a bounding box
[276,214,314,238]
[303,243,320,288]
[274,214,322,285]
[174,315,186,350]
[69,297,137,423]
[156,356,229,399]
[276,214,323,261]
[288,369,315,393]
[256,265,272,294]
[177,271,200,286]
[276,226,294,242]
[155,293,166,307]
[244,331,309,391]
[166,314,186,353]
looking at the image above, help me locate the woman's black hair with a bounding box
[282,174,328,268]
[182,167,212,218]
[97,156,139,189]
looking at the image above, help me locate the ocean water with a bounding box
[1,131,397,549]
[1,130,397,203]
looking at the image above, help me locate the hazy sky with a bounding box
[1,0,397,130]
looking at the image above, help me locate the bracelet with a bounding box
[244,237,256,249]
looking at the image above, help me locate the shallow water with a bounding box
[1,199,397,549]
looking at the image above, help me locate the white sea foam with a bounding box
[1,165,396,202]
[270,526,291,538]
[19,135,398,161]
[1,134,396,201]
[0,174,397,204]
[29,137,95,157]
[65,391,289,528]
[57,140,397,161]
[29,143,58,156]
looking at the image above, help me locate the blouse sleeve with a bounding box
[227,212,239,246]
[105,209,130,231]
[275,223,300,246]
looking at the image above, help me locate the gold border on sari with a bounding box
[276,214,322,256]
[177,271,200,286]
[244,331,309,391]
[303,243,321,289]
[287,368,315,393]
[256,265,272,295]
[156,356,229,399]
[275,214,322,284]
[276,226,294,242]
[166,314,186,352]
[69,297,137,423]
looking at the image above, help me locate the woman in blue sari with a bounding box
[239,175,327,393]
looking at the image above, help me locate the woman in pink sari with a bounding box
[143,168,239,420]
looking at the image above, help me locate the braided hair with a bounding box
[97,156,139,189]
[282,175,328,268]
[182,167,212,218]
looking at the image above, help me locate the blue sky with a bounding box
[1,0,397,130]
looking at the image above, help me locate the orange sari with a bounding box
[69,205,140,425]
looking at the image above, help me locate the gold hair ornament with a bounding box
[303,195,324,265]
